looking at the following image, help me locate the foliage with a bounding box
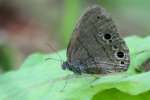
[0,44,14,72]
[0,36,150,100]
[60,0,82,46]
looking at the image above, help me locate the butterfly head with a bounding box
[62,62,69,70]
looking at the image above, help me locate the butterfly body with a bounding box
[62,5,130,74]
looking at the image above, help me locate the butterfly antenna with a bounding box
[45,57,61,62]
[46,42,63,64]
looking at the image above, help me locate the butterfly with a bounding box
[62,5,130,74]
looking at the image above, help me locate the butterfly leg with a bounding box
[59,74,75,92]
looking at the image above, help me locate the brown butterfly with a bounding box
[62,5,130,74]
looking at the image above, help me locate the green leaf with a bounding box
[60,0,81,46]
[0,36,150,100]
[0,44,15,72]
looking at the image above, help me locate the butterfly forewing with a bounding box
[64,5,130,74]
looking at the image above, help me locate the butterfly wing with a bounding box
[66,5,130,74]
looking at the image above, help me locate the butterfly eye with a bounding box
[117,51,124,58]
[104,33,111,40]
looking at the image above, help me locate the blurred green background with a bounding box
[0,0,149,73]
